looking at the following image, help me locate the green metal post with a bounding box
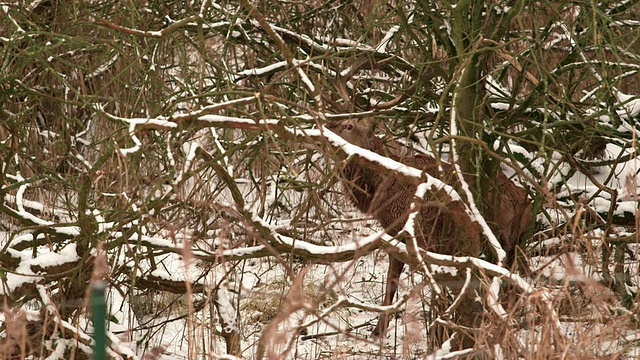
[91,281,107,360]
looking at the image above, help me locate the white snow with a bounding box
[215,285,237,333]
[197,114,279,126]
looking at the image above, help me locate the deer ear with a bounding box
[360,117,379,132]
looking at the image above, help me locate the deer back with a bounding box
[327,118,529,257]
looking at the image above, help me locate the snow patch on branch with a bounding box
[197,114,279,126]
[376,25,399,53]
[252,213,385,256]
[317,127,463,197]
[1,244,79,294]
[235,61,287,78]
[215,284,237,333]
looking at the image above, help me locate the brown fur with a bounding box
[327,118,531,338]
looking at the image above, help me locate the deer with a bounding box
[326,118,532,339]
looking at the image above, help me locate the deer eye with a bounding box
[344,124,353,131]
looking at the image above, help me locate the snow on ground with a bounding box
[111,216,439,359]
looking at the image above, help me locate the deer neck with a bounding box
[341,136,389,214]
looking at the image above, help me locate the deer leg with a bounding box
[372,256,405,337]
